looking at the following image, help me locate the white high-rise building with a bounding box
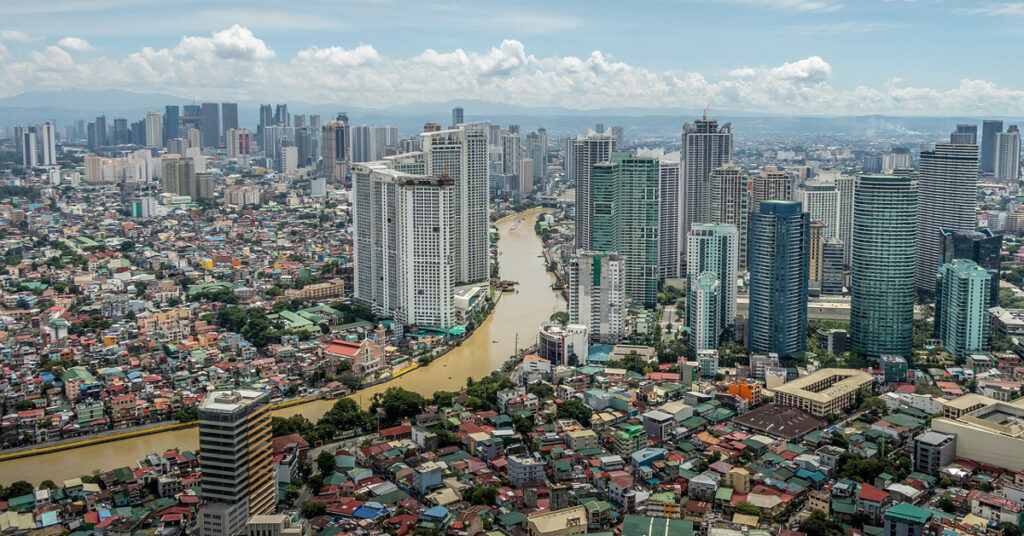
[39,121,56,166]
[799,181,840,239]
[568,129,614,250]
[501,130,521,176]
[657,158,682,279]
[569,251,626,343]
[352,162,456,328]
[420,123,490,284]
[518,158,534,194]
[689,272,721,352]
[350,125,372,162]
[915,142,979,292]
[751,166,793,212]
[281,146,299,173]
[681,117,732,268]
[226,128,252,158]
[996,126,1021,181]
[687,223,738,333]
[144,110,162,147]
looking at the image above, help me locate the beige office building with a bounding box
[773,368,873,417]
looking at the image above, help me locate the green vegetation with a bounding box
[800,509,844,536]
[556,399,592,426]
[1000,288,1024,309]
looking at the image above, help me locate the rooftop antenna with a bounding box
[703,104,710,120]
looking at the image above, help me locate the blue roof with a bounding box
[422,505,449,520]
[352,505,387,519]
[588,344,612,362]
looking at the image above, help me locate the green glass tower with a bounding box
[935,259,991,357]
[850,175,918,356]
[590,151,659,307]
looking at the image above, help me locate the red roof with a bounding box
[858,483,890,503]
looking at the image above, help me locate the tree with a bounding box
[39,480,57,490]
[300,500,327,519]
[338,373,363,392]
[465,486,498,506]
[549,311,570,324]
[800,509,844,536]
[734,501,759,516]
[370,387,427,426]
[173,407,198,423]
[512,414,534,437]
[14,400,35,411]
[937,494,957,514]
[556,399,592,426]
[2,481,33,500]
[316,450,336,475]
[527,381,554,400]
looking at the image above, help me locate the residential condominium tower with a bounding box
[934,259,991,358]
[709,164,749,270]
[569,251,627,343]
[199,390,276,536]
[657,158,682,279]
[687,223,739,337]
[995,125,1021,181]
[980,119,1003,174]
[851,175,918,356]
[747,201,810,356]
[420,123,490,284]
[568,129,615,251]
[915,142,979,293]
[352,163,456,328]
[681,117,732,267]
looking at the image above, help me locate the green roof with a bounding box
[885,502,933,524]
[621,515,693,536]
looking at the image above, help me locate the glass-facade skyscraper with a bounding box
[850,175,918,356]
[747,200,810,356]
[935,259,992,357]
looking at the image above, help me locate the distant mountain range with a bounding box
[2,89,1021,140]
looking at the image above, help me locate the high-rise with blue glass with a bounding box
[748,201,810,356]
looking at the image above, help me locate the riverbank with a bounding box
[0,206,563,484]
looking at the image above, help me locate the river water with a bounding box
[0,207,564,485]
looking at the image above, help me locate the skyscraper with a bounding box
[421,123,490,284]
[352,163,456,328]
[751,166,793,212]
[657,158,682,279]
[980,119,1003,174]
[39,121,56,166]
[681,117,732,265]
[321,120,348,181]
[144,110,162,147]
[748,201,810,356]
[451,106,464,127]
[221,102,238,137]
[851,175,918,357]
[938,228,1001,309]
[799,181,840,239]
[199,390,276,536]
[258,104,273,133]
[686,223,739,336]
[709,164,749,270]
[934,259,991,357]
[569,251,626,343]
[568,129,614,251]
[350,125,372,162]
[501,130,520,176]
[951,124,978,145]
[163,105,179,145]
[821,239,845,296]
[809,220,825,295]
[591,152,660,307]
[688,272,721,353]
[995,125,1021,181]
[526,131,547,183]
[94,115,107,147]
[915,142,979,292]
[19,127,37,167]
[200,103,220,147]
[226,129,252,159]
[274,104,289,126]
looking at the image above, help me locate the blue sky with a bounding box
[1,0,1023,114]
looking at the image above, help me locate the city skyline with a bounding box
[4,2,1024,114]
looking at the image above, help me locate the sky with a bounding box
[1,0,1023,115]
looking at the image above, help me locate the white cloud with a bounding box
[786,22,904,35]
[0,30,35,42]
[954,3,1024,16]
[174,25,274,61]
[56,37,93,51]
[703,0,843,12]
[2,27,1024,115]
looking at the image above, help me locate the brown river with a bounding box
[0,207,563,485]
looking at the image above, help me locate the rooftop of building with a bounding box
[732,404,825,440]
[772,368,873,403]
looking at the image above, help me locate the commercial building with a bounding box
[200,103,220,148]
[748,201,809,356]
[681,117,732,267]
[538,322,589,366]
[821,239,844,295]
[352,163,456,328]
[709,164,749,270]
[569,251,626,343]
[981,120,1003,175]
[590,152,660,307]
[421,123,490,284]
[932,399,1024,471]
[773,368,873,417]
[799,181,840,239]
[934,259,992,357]
[913,431,956,476]
[568,129,614,251]
[199,390,276,536]
[321,120,348,182]
[527,506,588,536]
[850,175,917,356]
[915,142,979,292]
[751,166,792,213]
[451,106,463,127]
[246,514,304,536]
[686,223,738,341]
